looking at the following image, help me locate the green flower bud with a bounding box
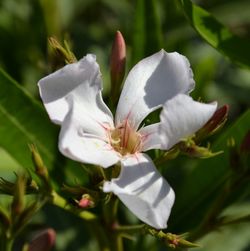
[11,174,26,217]
[30,145,52,192]
[48,37,77,64]
[179,139,222,158]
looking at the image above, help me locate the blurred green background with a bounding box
[0,0,250,250]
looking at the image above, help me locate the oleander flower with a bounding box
[38,49,217,229]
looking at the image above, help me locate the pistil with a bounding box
[109,120,142,155]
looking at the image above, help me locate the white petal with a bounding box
[59,102,120,168]
[139,123,162,151]
[64,84,113,138]
[103,153,175,229]
[115,49,195,130]
[38,54,113,127]
[160,94,217,150]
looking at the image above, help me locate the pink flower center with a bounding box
[109,120,142,155]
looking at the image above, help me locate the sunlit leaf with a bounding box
[0,68,58,173]
[196,203,250,251]
[180,0,250,68]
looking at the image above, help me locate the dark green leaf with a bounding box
[0,68,58,172]
[180,0,250,68]
[132,0,163,65]
[169,109,250,231]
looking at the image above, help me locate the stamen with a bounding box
[109,120,142,155]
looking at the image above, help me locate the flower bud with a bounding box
[179,140,222,158]
[146,227,199,249]
[110,31,126,103]
[28,228,56,251]
[78,194,95,209]
[29,145,51,192]
[11,174,26,216]
[48,37,77,64]
[166,233,200,248]
[13,202,40,234]
[195,105,229,142]
[30,145,48,179]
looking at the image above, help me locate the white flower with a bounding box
[38,50,217,229]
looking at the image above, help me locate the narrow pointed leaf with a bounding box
[170,109,250,231]
[0,68,58,173]
[132,0,163,65]
[180,0,250,68]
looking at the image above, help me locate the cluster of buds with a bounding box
[0,146,56,250]
[0,173,40,236]
[178,139,223,158]
[48,37,77,64]
[29,144,52,193]
[146,227,200,249]
[0,174,44,250]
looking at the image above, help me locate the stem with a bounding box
[102,197,125,251]
[154,147,180,166]
[188,172,247,241]
[87,221,111,251]
[110,234,123,251]
[5,239,13,251]
[0,235,13,251]
[51,191,128,251]
[51,191,96,221]
[51,191,116,251]
[221,214,250,226]
[39,0,61,38]
[188,188,228,241]
[115,224,145,234]
[51,191,113,250]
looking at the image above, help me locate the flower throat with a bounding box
[109,120,142,156]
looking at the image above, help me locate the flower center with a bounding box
[109,120,142,155]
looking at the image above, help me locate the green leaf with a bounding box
[0,68,58,173]
[180,0,250,68]
[132,0,163,65]
[169,109,250,232]
[196,203,250,251]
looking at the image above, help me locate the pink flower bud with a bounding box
[28,228,56,251]
[110,31,126,103]
[195,105,229,142]
[205,104,229,131]
[78,194,95,208]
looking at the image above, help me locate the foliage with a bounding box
[0,0,249,250]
